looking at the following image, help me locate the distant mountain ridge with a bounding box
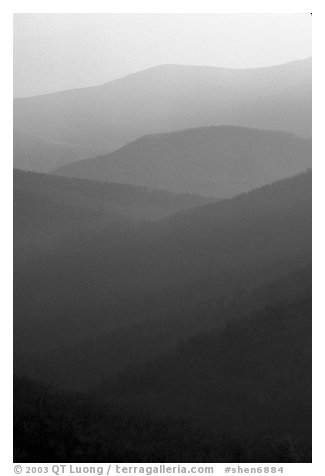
[14,58,311,156]
[55,125,311,197]
[13,130,111,173]
[14,170,211,238]
[13,53,312,464]
[15,171,311,361]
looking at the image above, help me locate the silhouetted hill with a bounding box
[101,296,311,460]
[15,266,311,390]
[14,269,311,463]
[55,126,311,197]
[14,170,312,462]
[14,170,211,237]
[13,130,111,173]
[14,172,311,387]
[16,374,306,463]
[14,58,311,154]
[14,360,310,463]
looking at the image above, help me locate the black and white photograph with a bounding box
[11,11,312,466]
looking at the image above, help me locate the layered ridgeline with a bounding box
[14,172,311,462]
[14,169,210,236]
[14,171,311,389]
[101,291,311,452]
[15,288,312,464]
[14,58,311,159]
[13,56,312,464]
[13,130,111,173]
[55,126,311,197]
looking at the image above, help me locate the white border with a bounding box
[5,1,316,14]
[1,3,322,475]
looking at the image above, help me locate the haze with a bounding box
[14,13,311,98]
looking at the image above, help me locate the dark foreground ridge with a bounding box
[14,171,312,462]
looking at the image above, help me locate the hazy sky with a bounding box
[14,13,311,98]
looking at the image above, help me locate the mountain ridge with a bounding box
[14,169,212,229]
[14,57,311,152]
[15,57,312,100]
[55,125,312,197]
